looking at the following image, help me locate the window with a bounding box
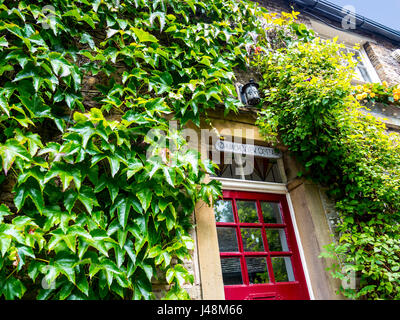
[209,151,283,183]
[341,46,378,83]
[211,153,282,183]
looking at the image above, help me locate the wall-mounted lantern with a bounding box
[238,79,261,107]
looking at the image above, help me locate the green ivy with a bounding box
[255,26,400,299]
[0,0,272,299]
[4,0,396,301]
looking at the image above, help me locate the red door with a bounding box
[214,190,310,300]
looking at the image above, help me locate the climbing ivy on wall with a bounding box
[255,21,400,299]
[2,0,398,301]
[0,0,272,299]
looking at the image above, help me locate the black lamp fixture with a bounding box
[238,79,261,107]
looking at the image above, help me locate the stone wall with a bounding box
[365,41,400,85]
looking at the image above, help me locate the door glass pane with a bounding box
[241,228,265,252]
[214,200,234,223]
[217,227,239,252]
[236,201,259,223]
[266,228,289,252]
[220,257,243,285]
[246,257,270,284]
[271,257,295,282]
[260,202,282,224]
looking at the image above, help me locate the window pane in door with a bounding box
[214,200,235,223]
[236,200,259,223]
[220,258,243,285]
[246,257,270,284]
[217,227,239,252]
[266,228,289,252]
[260,202,283,224]
[241,228,265,252]
[271,257,295,282]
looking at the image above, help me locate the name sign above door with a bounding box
[215,139,281,159]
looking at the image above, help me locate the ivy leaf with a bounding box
[0,277,26,300]
[136,189,152,212]
[0,139,31,175]
[140,261,154,282]
[106,28,119,39]
[55,257,76,284]
[13,179,44,214]
[114,245,125,268]
[126,158,144,179]
[108,154,120,178]
[44,162,82,191]
[0,204,11,224]
[77,186,99,215]
[0,94,10,116]
[27,260,42,282]
[16,245,36,269]
[18,93,51,118]
[162,167,175,187]
[166,264,190,286]
[76,274,89,296]
[59,282,74,300]
[80,32,95,50]
[14,131,44,157]
[117,229,128,249]
[69,121,108,149]
[64,189,78,213]
[111,196,131,229]
[181,236,194,250]
[0,36,8,47]
[135,273,152,300]
[150,12,166,32]
[124,240,136,264]
[0,236,11,257]
[0,224,24,244]
[131,27,159,43]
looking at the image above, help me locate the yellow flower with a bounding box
[370,92,376,98]
[356,94,364,100]
[394,94,400,101]
[383,81,388,87]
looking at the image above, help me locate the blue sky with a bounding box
[329,0,400,31]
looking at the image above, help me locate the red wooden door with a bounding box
[214,190,310,300]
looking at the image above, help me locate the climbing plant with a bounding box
[255,18,400,299]
[0,0,272,299]
[354,81,400,106]
[2,0,399,301]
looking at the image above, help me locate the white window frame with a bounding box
[347,45,381,84]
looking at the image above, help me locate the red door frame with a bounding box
[217,190,310,300]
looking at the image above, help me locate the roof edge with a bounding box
[288,0,400,44]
